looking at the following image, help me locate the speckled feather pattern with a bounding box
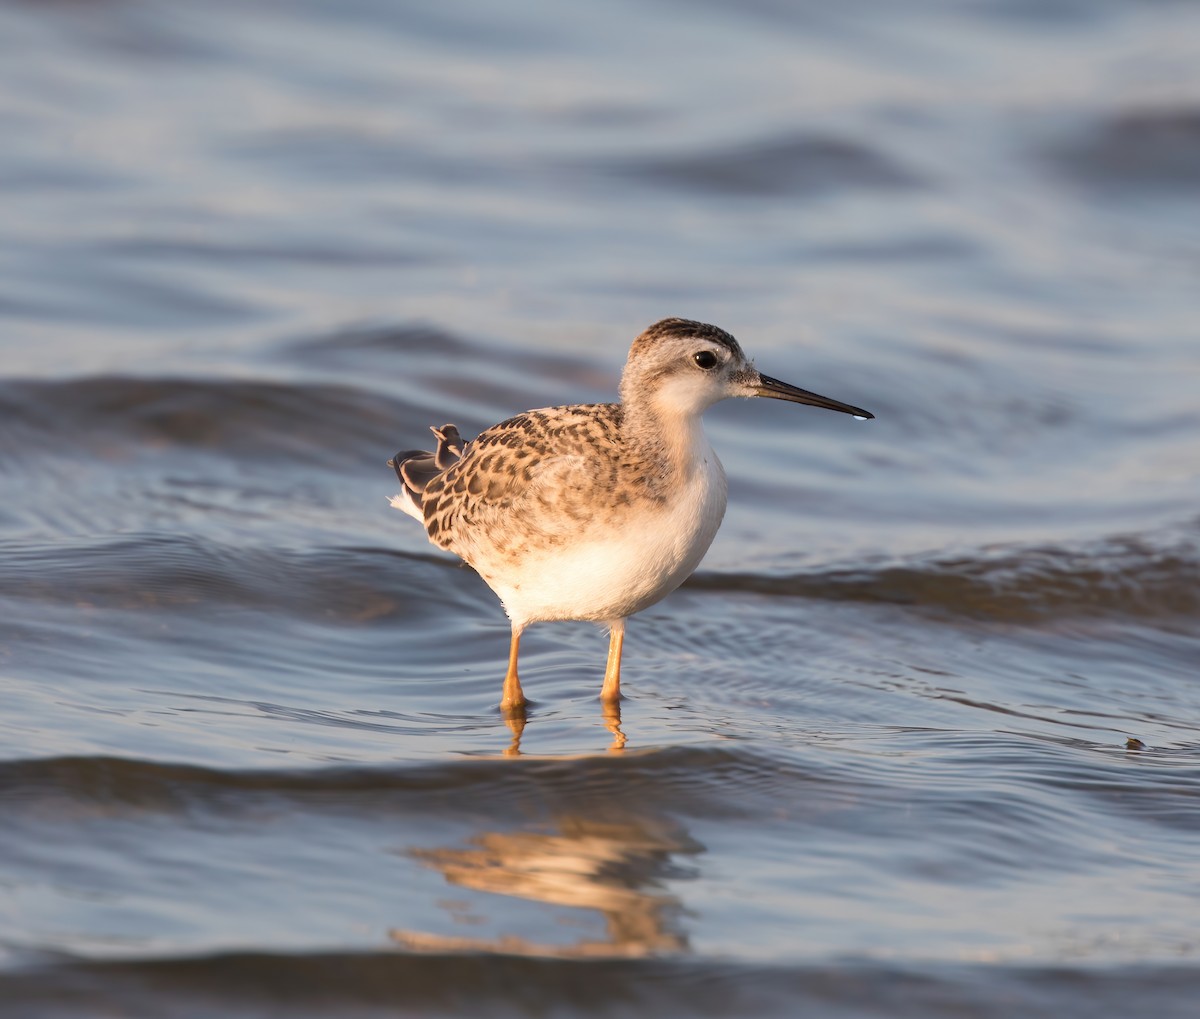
[420,403,680,558]
[402,319,746,565]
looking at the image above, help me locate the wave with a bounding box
[0,745,806,820]
[689,528,1200,625]
[601,130,922,198]
[0,375,405,470]
[2,948,1196,1018]
[0,336,602,475]
[1046,105,1200,195]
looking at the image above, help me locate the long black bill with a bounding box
[754,374,874,420]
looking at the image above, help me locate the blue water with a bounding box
[1,1,1199,1016]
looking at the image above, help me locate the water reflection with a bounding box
[391,812,703,958]
[503,702,627,756]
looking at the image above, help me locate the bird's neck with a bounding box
[620,395,713,482]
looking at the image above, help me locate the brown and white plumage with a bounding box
[389,318,872,714]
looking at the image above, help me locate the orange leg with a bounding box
[500,625,527,713]
[600,619,625,705]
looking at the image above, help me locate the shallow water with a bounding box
[2,0,1199,1016]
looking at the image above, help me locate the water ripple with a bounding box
[689,528,1200,624]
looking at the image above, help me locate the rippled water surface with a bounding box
[2,1,1199,1016]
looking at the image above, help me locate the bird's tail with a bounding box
[387,424,467,523]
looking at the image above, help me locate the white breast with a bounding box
[486,448,728,627]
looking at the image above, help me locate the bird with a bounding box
[388,318,872,715]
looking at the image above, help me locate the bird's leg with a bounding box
[500,624,527,713]
[600,619,625,705]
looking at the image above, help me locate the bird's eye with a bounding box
[692,350,718,370]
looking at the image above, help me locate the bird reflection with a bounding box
[503,700,626,756]
[390,813,702,958]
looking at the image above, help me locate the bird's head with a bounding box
[620,318,874,421]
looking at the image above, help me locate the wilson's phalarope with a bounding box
[389,318,872,714]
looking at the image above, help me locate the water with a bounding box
[2,0,1199,1015]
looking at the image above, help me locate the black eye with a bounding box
[692,350,718,370]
